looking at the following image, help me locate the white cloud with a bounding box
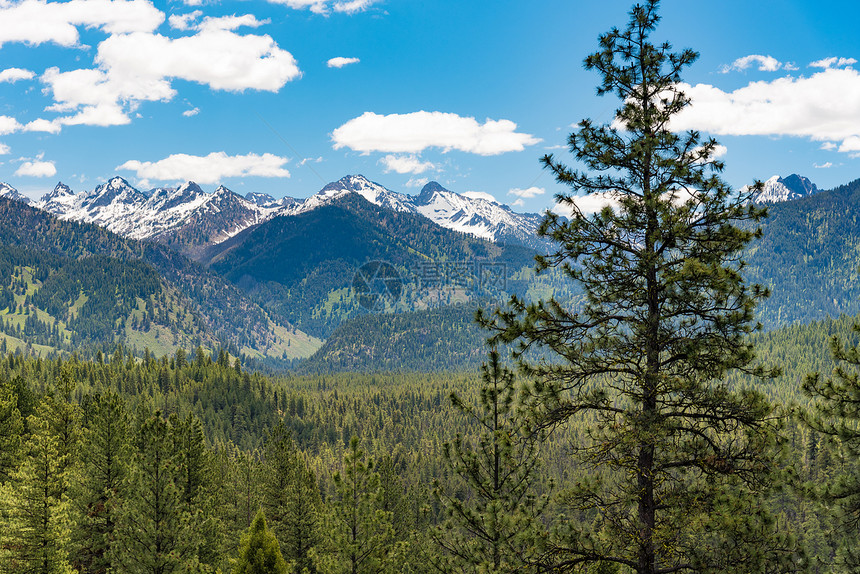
[24,118,62,133]
[0,68,34,83]
[327,56,359,68]
[0,115,22,135]
[266,0,377,14]
[463,190,498,203]
[182,107,199,117]
[39,27,300,129]
[117,151,291,184]
[404,177,428,188]
[298,156,323,166]
[168,10,202,30]
[96,30,300,92]
[0,0,164,48]
[379,154,434,175]
[15,160,56,178]
[508,186,545,198]
[670,67,860,155]
[721,54,782,73]
[553,191,622,217]
[170,12,270,33]
[333,0,376,13]
[0,143,10,155]
[511,198,524,207]
[810,57,857,69]
[814,162,833,168]
[332,111,540,156]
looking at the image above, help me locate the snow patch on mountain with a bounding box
[278,175,544,248]
[0,182,31,204]
[749,174,819,204]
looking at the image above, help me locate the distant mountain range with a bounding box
[4,175,545,258]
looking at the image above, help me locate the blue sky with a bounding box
[0,0,859,213]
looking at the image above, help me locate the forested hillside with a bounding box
[0,307,856,570]
[207,194,538,338]
[0,198,320,360]
[749,177,860,327]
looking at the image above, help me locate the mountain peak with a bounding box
[320,174,379,194]
[0,182,29,204]
[418,181,449,202]
[751,174,819,204]
[177,181,205,195]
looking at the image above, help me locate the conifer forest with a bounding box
[2,2,860,573]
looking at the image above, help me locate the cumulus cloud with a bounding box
[463,190,499,203]
[0,116,22,135]
[511,198,525,207]
[404,177,428,188]
[721,54,783,73]
[267,0,377,14]
[333,0,375,14]
[24,118,62,133]
[814,162,833,169]
[171,13,269,32]
[670,67,860,155]
[116,151,291,184]
[168,10,202,30]
[508,186,545,198]
[554,191,622,217]
[39,27,300,129]
[15,160,56,178]
[0,68,35,83]
[0,143,10,155]
[327,56,359,68]
[182,107,199,117]
[0,0,164,48]
[379,154,434,175]
[810,57,857,69]
[332,111,540,156]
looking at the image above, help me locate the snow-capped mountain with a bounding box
[26,174,545,257]
[413,181,543,247]
[0,182,31,204]
[749,174,819,204]
[34,177,276,256]
[279,175,544,248]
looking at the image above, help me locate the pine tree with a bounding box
[433,349,547,573]
[0,378,23,483]
[233,508,290,574]
[70,391,130,574]
[804,325,860,568]
[112,411,197,574]
[3,399,77,574]
[311,436,397,574]
[478,2,798,572]
[261,421,321,573]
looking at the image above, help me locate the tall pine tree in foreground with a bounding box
[479,2,800,572]
[433,349,547,573]
[804,325,860,568]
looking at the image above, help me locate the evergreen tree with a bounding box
[112,411,197,574]
[233,508,290,574]
[261,421,321,573]
[478,2,798,572]
[0,378,23,483]
[70,391,129,574]
[804,324,860,568]
[311,436,398,574]
[433,349,547,573]
[3,399,77,574]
